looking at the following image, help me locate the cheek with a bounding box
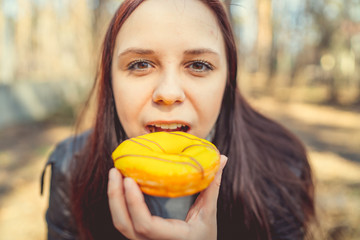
[195,76,226,124]
[206,75,226,106]
[113,82,139,121]
[113,76,146,106]
[112,78,153,130]
[113,95,131,127]
[203,91,223,119]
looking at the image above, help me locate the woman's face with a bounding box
[111,0,227,139]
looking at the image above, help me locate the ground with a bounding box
[251,98,360,240]
[0,98,359,240]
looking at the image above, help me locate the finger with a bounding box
[107,168,136,239]
[190,155,227,219]
[123,177,154,237]
[124,178,189,239]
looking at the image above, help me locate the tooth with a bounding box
[168,124,177,129]
[151,123,188,131]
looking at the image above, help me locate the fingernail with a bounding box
[124,178,140,193]
[109,168,118,182]
[123,177,134,189]
[220,155,228,169]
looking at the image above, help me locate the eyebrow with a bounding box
[183,48,220,56]
[118,48,219,57]
[118,48,155,57]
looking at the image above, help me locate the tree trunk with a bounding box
[256,0,273,92]
[0,16,16,83]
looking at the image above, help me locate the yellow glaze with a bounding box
[112,131,220,197]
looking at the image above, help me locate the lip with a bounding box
[145,120,191,133]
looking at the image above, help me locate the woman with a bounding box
[42,0,315,239]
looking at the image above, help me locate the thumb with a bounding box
[189,155,227,219]
[204,154,227,199]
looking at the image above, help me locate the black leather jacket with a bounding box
[41,132,89,239]
[41,132,305,240]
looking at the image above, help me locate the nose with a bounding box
[152,72,185,105]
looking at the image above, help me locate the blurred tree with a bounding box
[304,0,360,105]
[0,0,18,83]
[305,0,340,104]
[255,0,273,91]
[90,0,122,57]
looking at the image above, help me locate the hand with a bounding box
[107,155,228,240]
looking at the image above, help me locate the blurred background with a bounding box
[0,0,359,239]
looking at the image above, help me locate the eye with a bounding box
[127,60,154,71]
[186,60,214,72]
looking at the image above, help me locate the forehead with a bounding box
[114,0,225,54]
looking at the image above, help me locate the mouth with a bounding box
[146,123,190,133]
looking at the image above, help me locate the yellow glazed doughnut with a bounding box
[111,131,220,198]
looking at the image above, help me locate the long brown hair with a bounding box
[71,1,315,239]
